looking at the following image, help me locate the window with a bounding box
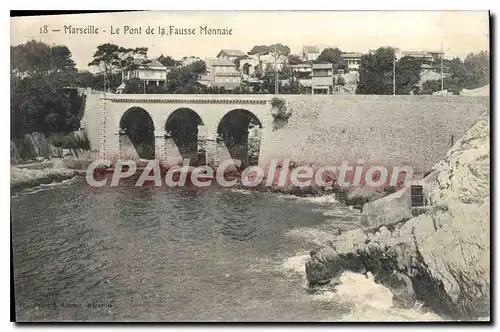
[313,69,331,77]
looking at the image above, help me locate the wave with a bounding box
[285,227,340,247]
[279,251,445,322]
[296,195,339,205]
[16,176,80,196]
[280,253,310,276]
[310,272,444,322]
[40,176,79,187]
[229,188,253,195]
[276,194,339,205]
[21,187,53,195]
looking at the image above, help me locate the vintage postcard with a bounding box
[10,11,490,322]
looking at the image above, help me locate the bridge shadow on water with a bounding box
[119,107,156,160]
[165,108,206,166]
[217,109,263,168]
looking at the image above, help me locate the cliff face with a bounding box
[305,113,490,320]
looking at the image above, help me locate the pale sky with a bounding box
[11,11,490,70]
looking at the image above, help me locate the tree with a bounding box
[74,71,121,91]
[116,46,148,79]
[269,43,291,60]
[157,54,177,67]
[439,57,468,93]
[464,51,489,89]
[394,56,422,94]
[248,45,271,66]
[11,41,84,138]
[11,75,84,137]
[88,43,148,91]
[287,54,302,65]
[356,47,396,95]
[123,78,144,94]
[280,79,301,94]
[166,60,207,93]
[11,40,77,82]
[337,75,346,86]
[315,47,346,71]
[421,79,441,95]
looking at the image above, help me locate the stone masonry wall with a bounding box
[81,93,488,174]
[264,95,488,175]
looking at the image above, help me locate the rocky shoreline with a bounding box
[10,156,94,192]
[304,114,490,320]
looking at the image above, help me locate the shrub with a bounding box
[49,131,90,150]
[270,97,291,121]
[270,97,293,131]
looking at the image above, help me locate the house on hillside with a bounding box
[290,63,312,91]
[198,57,216,87]
[239,56,260,79]
[311,63,334,94]
[425,50,445,63]
[216,49,247,62]
[341,52,363,72]
[208,57,242,91]
[302,46,320,62]
[120,58,167,93]
[394,49,444,67]
[419,63,445,89]
[258,54,288,72]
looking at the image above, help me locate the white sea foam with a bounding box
[40,176,78,187]
[296,195,339,205]
[23,187,52,195]
[311,272,444,322]
[276,194,299,201]
[279,250,445,322]
[229,188,253,195]
[280,253,310,276]
[285,227,339,247]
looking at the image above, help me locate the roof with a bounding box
[312,63,333,69]
[290,63,312,68]
[303,46,319,54]
[421,63,435,70]
[204,57,216,64]
[424,50,444,55]
[420,69,443,82]
[401,51,433,57]
[213,58,236,66]
[218,49,246,57]
[342,52,363,59]
[130,58,165,68]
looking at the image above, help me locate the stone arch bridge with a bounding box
[96,94,276,167]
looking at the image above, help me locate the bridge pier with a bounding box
[154,130,167,163]
[115,132,121,161]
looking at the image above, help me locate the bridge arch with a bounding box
[217,109,263,167]
[164,108,206,165]
[119,106,155,159]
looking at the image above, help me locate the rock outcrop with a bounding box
[305,113,490,320]
[11,166,77,191]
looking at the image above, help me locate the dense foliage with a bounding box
[11,40,84,138]
[356,47,397,95]
[315,47,346,72]
[357,47,489,95]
